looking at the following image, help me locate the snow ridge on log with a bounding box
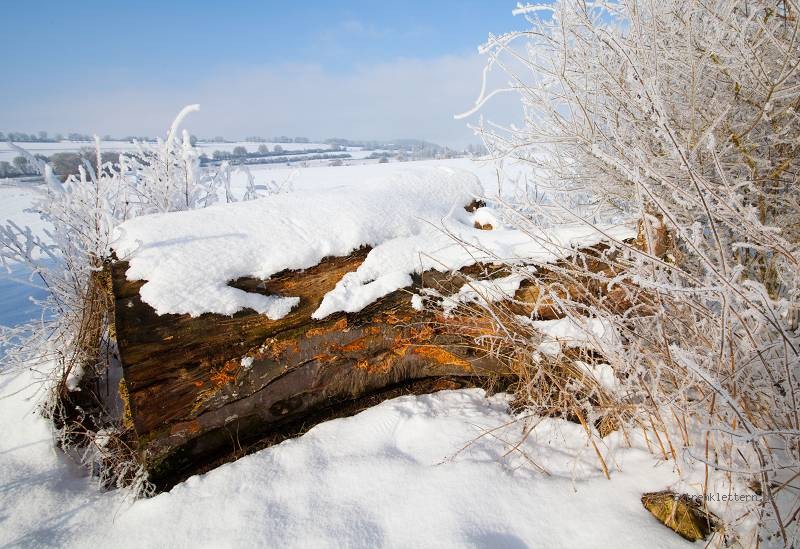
[112,166,636,321]
[112,166,484,319]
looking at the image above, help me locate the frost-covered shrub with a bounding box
[0,105,257,495]
[1,139,123,383]
[0,138,141,488]
[119,105,271,213]
[120,105,222,213]
[462,1,800,543]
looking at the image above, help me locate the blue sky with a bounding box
[1,1,527,146]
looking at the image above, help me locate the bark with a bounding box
[110,248,509,488]
[109,213,668,489]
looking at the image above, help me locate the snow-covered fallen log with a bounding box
[110,250,513,489]
[107,166,638,488]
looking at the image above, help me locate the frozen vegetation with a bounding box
[1,0,799,546]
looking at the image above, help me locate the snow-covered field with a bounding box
[0,158,692,548]
[229,157,503,193]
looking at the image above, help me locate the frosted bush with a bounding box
[121,105,220,213]
[0,105,250,495]
[460,1,800,543]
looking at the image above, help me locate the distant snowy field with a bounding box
[0,158,690,548]
[0,141,339,162]
[227,158,503,201]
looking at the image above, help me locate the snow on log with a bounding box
[111,253,509,489]
[109,166,638,488]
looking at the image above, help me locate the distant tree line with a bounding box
[242,136,311,144]
[323,137,444,153]
[206,145,334,162]
[201,152,351,167]
[321,137,480,160]
[1,131,162,143]
[1,131,59,143]
[204,136,312,144]
[1,149,119,180]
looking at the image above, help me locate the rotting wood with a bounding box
[110,211,670,489]
[111,247,512,488]
[641,491,720,542]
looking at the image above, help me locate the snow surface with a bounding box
[0,364,694,548]
[0,184,48,239]
[532,317,620,358]
[230,158,508,200]
[113,166,482,318]
[0,184,52,328]
[0,264,49,328]
[113,166,635,319]
[441,275,526,316]
[574,360,618,391]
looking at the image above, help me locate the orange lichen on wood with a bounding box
[258,338,301,360]
[170,419,201,437]
[118,379,135,431]
[338,337,371,353]
[306,317,348,338]
[381,311,414,325]
[406,325,434,341]
[435,313,499,339]
[355,354,395,374]
[430,378,463,391]
[410,346,471,370]
[389,325,436,357]
[312,352,337,363]
[210,361,241,387]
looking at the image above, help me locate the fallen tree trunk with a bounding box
[110,207,667,489]
[111,247,511,489]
